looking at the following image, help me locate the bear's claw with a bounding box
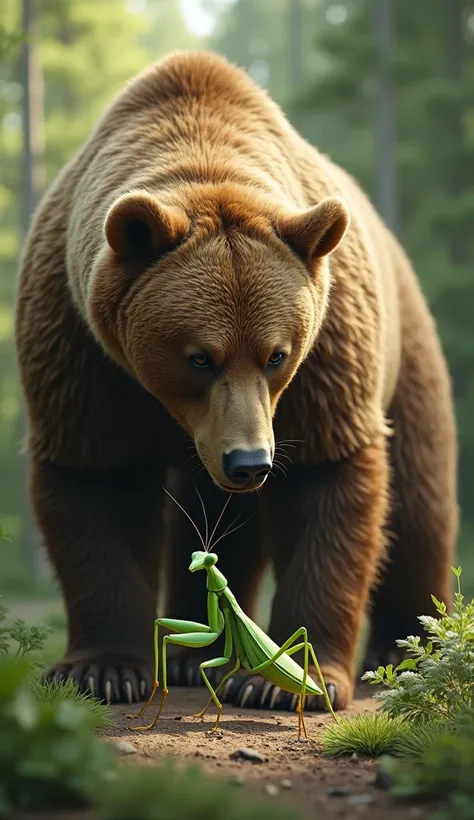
[43,658,153,704]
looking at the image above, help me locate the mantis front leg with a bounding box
[129,592,225,731]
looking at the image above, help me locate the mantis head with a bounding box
[189,551,218,572]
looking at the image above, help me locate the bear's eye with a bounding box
[267,351,286,367]
[189,354,213,370]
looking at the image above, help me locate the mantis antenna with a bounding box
[194,487,209,549]
[206,492,233,551]
[162,485,234,552]
[162,486,207,550]
[162,485,253,553]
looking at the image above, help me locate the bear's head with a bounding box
[88,184,349,492]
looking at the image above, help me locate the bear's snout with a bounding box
[222,447,272,490]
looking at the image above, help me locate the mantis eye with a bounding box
[204,553,217,567]
[191,551,199,560]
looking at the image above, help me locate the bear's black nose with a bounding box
[222,448,272,486]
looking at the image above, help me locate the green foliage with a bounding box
[0,24,24,62]
[0,657,116,817]
[383,713,474,820]
[363,568,474,723]
[95,761,299,820]
[0,594,110,720]
[394,721,451,761]
[0,593,52,660]
[28,669,111,726]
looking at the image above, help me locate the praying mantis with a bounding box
[127,489,338,739]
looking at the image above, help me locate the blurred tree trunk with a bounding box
[19,0,46,580]
[373,0,399,237]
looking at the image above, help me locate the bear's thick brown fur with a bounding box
[14,51,458,710]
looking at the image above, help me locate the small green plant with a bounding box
[29,669,112,725]
[0,594,53,661]
[322,712,451,760]
[362,567,474,724]
[322,712,409,758]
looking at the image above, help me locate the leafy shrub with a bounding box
[363,567,474,724]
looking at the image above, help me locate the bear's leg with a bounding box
[363,347,458,671]
[162,469,266,687]
[227,440,389,711]
[31,458,165,704]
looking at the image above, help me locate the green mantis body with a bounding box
[128,550,337,738]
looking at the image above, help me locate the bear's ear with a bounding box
[104,191,189,263]
[277,197,349,266]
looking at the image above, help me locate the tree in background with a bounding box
[296,0,474,558]
[205,0,325,113]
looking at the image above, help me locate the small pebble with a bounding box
[281,779,293,789]
[229,747,266,763]
[347,794,375,806]
[350,752,359,761]
[265,784,279,797]
[230,775,245,787]
[327,786,349,798]
[114,740,137,755]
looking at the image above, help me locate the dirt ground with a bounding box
[93,684,431,820]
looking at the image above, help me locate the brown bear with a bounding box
[14,51,458,711]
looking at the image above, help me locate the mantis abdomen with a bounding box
[224,594,322,696]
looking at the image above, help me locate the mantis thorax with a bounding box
[206,565,228,594]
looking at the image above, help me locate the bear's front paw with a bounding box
[43,653,153,704]
[219,663,353,712]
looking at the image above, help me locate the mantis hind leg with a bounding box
[193,657,241,723]
[242,627,337,739]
